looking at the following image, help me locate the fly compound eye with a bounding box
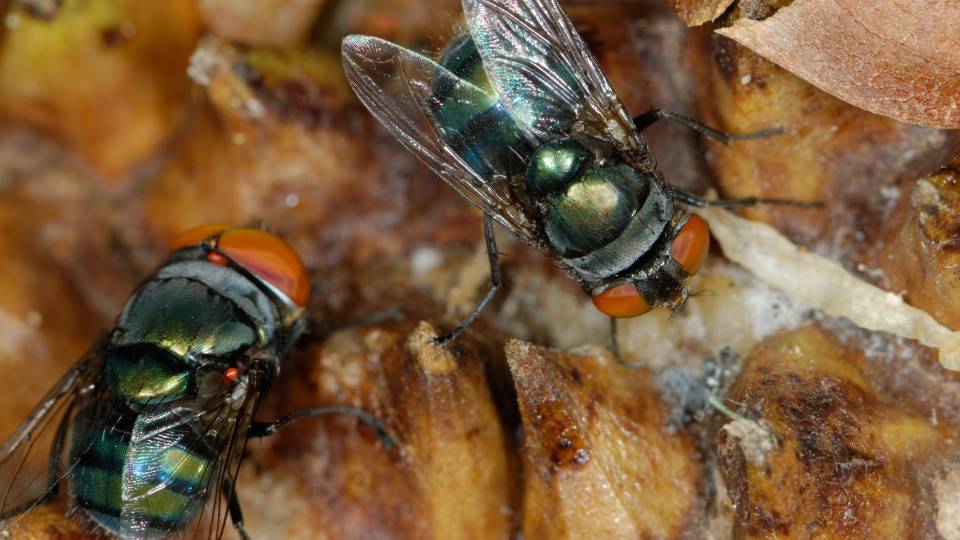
[217,228,310,306]
[591,283,652,318]
[670,214,710,276]
[167,223,231,252]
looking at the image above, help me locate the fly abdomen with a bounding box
[70,342,216,538]
[431,35,532,178]
[70,411,214,539]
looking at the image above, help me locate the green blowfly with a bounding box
[341,0,817,351]
[0,225,392,539]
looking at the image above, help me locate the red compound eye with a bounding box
[591,283,652,318]
[223,367,239,383]
[168,223,230,252]
[217,228,310,306]
[670,214,710,276]
[167,224,310,306]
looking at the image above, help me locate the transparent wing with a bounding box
[463,0,644,151]
[182,368,265,540]
[0,337,106,524]
[94,370,265,540]
[342,34,543,245]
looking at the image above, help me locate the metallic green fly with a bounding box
[341,0,816,346]
[0,225,392,539]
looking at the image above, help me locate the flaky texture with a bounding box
[699,206,960,369]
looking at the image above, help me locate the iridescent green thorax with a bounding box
[106,347,191,405]
[117,279,259,361]
[544,163,649,257]
[431,35,532,177]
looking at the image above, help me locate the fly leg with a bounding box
[248,406,396,448]
[223,477,251,540]
[436,214,502,344]
[633,108,782,142]
[608,317,626,365]
[668,187,822,209]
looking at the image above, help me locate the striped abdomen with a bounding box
[430,34,532,178]
[69,406,214,539]
[69,345,214,538]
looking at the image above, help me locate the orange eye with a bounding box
[217,228,310,306]
[591,283,652,318]
[670,214,710,276]
[168,223,231,252]
[224,367,239,383]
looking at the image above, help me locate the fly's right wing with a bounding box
[341,35,543,246]
[0,337,106,526]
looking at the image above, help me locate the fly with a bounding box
[341,0,817,347]
[0,224,393,539]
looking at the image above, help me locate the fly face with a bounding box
[0,224,390,539]
[341,0,720,337]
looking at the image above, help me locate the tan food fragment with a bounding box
[716,0,960,128]
[506,341,701,539]
[663,0,734,26]
[698,206,960,369]
[718,326,943,537]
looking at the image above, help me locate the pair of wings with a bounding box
[342,0,645,244]
[0,338,263,539]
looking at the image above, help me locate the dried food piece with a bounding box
[506,340,701,538]
[664,0,734,26]
[699,206,960,369]
[717,326,943,537]
[881,166,960,330]
[239,322,517,538]
[689,30,960,253]
[716,0,960,128]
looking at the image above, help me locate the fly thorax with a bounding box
[117,261,287,366]
[538,160,649,257]
[105,345,192,406]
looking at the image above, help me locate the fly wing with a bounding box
[0,337,106,525]
[342,34,543,246]
[189,377,262,540]
[111,367,266,540]
[463,0,644,152]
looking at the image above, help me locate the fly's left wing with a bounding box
[463,0,644,153]
[342,35,543,246]
[0,338,107,527]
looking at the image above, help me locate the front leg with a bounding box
[668,187,822,209]
[608,317,626,365]
[633,108,782,143]
[436,214,503,344]
[248,405,395,448]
